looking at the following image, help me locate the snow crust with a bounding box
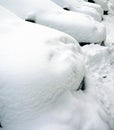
[0,0,106,43]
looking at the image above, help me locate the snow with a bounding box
[102,4,114,45]
[82,0,103,15]
[0,0,106,43]
[0,6,85,130]
[82,44,114,130]
[0,1,114,130]
[51,0,102,21]
[90,0,109,11]
[109,0,114,15]
[103,15,114,45]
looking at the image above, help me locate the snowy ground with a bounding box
[0,2,114,130]
[81,13,114,129]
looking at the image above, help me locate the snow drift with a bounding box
[0,5,111,130]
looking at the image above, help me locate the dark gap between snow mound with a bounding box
[25,19,36,23]
[88,0,95,3]
[104,11,108,15]
[63,7,70,11]
[77,78,85,91]
[0,123,3,128]
[79,42,91,46]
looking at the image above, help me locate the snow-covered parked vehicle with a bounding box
[88,0,109,14]
[0,0,106,45]
[0,5,86,130]
[51,0,103,21]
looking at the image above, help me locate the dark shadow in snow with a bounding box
[101,41,105,46]
[102,75,107,78]
[25,19,36,23]
[104,11,108,15]
[0,123,3,128]
[79,42,91,46]
[88,0,95,3]
[77,78,85,91]
[63,7,70,11]
[80,41,105,46]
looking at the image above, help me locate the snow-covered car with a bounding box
[88,0,109,14]
[0,0,106,44]
[51,0,103,21]
[0,5,85,130]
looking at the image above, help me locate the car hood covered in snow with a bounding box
[0,0,106,44]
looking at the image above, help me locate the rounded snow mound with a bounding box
[0,6,84,130]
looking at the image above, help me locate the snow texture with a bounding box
[82,44,114,130]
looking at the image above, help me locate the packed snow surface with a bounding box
[0,0,106,43]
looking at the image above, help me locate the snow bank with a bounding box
[0,0,106,43]
[0,6,85,130]
[0,5,110,130]
[82,44,114,129]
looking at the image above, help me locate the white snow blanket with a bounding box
[0,5,85,130]
[0,5,111,130]
[0,0,106,43]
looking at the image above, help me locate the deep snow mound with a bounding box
[0,5,85,130]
